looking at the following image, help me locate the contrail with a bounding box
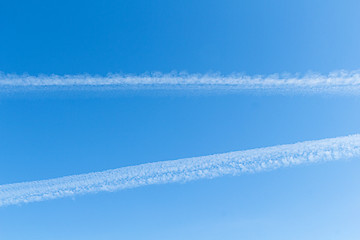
[1,134,360,207]
[1,70,360,93]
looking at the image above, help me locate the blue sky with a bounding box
[1,0,360,75]
[1,0,360,239]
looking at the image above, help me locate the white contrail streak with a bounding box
[1,134,360,207]
[1,70,360,93]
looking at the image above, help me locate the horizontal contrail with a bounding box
[1,134,360,207]
[1,70,360,93]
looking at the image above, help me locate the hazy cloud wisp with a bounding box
[1,134,360,207]
[2,71,360,93]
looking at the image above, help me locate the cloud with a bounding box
[1,134,359,207]
[1,70,360,93]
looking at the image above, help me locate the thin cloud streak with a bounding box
[1,70,360,93]
[1,134,360,207]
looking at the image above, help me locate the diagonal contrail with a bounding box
[1,70,360,93]
[1,134,360,207]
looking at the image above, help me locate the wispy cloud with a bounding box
[1,134,359,207]
[1,70,360,93]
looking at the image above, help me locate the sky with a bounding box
[1,0,360,239]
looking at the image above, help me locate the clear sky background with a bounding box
[1,0,360,239]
